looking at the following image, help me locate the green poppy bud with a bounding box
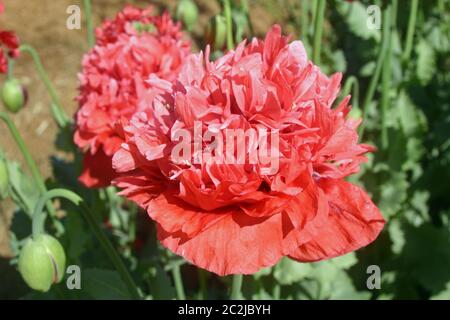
[176,0,198,31]
[18,234,66,292]
[0,155,8,199]
[1,78,27,113]
[205,15,227,51]
[348,107,362,120]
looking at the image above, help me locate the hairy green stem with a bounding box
[0,112,56,218]
[31,188,141,300]
[230,274,243,300]
[19,45,69,127]
[300,0,309,42]
[83,0,95,48]
[7,57,14,80]
[198,269,207,299]
[172,266,186,300]
[359,7,391,138]
[240,0,254,36]
[312,0,326,65]
[381,1,397,149]
[342,76,360,110]
[223,0,234,50]
[402,0,419,62]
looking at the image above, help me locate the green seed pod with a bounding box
[1,78,27,113]
[18,234,66,292]
[205,15,227,51]
[176,0,198,31]
[348,107,362,120]
[0,154,8,199]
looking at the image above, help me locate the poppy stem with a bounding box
[241,0,254,36]
[0,111,56,219]
[230,274,243,300]
[172,266,186,300]
[312,0,326,66]
[198,269,208,299]
[223,0,234,50]
[18,45,69,128]
[402,0,419,62]
[300,0,309,45]
[83,0,95,48]
[381,1,397,149]
[342,76,360,110]
[31,188,141,300]
[7,57,14,80]
[359,6,391,138]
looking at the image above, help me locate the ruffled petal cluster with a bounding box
[0,2,20,74]
[112,25,384,275]
[74,5,191,187]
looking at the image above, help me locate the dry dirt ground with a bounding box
[0,0,278,259]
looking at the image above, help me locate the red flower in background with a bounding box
[112,25,384,275]
[0,2,20,74]
[74,5,191,187]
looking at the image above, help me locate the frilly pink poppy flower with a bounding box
[112,25,384,275]
[0,2,20,74]
[74,5,191,187]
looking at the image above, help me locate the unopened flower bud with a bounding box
[18,234,66,292]
[1,78,27,113]
[205,15,227,51]
[348,107,362,120]
[176,0,198,31]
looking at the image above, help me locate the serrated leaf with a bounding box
[273,258,313,285]
[330,252,358,269]
[416,39,436,85]
[388,219,405,254]
[379,172,409,218]
[395,90,426,136]
[62,212,89,260]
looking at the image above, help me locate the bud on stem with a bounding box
[1,78,27,113]
[18,234,66,292]
[176,0,199,31]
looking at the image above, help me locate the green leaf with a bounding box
[336,2,380,40]
[6,161,40,216]
[147,264,176,300]
[330,252,358,270]
[431,281,450,300]
[400,223,450,293]
[328,271,371,300]
[273,258,313,285]
[62,212,89,261]
[82,269,131,300]
[416,39,436,85]
[379,172,409,218]
[395,90,427,136]
[388,219,405,254]
[253,266,272,280]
